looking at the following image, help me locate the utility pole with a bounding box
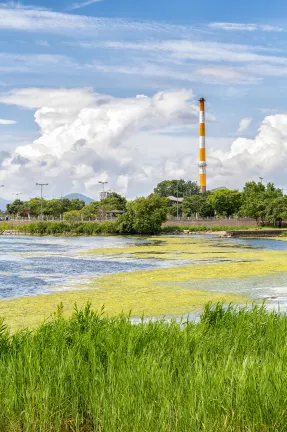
[99,181,108,220]
[177,181,179,220]
[36,183,48,220]
[0,185,3,215]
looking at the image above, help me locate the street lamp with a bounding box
[13,192,22,198]
[259,177,264,184]
[99,181,108,220]
[0,185,3,214]
[177,181,179,220]
[36,183,48,220]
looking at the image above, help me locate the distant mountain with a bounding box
[0,198,11,212]
[64,193,95,204]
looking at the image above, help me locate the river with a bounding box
[1,235,287,311]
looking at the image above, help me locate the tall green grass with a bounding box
[1,303,287,431]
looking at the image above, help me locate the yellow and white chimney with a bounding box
[199,97,207,193]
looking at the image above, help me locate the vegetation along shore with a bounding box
[1,303,287,431]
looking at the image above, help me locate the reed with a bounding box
[1,302,287,431]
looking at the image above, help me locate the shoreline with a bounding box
[0,229,285,238]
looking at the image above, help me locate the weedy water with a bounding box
[1,302,287,431]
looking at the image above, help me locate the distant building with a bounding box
[99,191,113,200]
[167,196,184,205]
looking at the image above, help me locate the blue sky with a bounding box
[0,0,287,199]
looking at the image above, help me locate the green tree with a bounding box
[208,189,242,218]
[81,202,100,219]
[26,198,43,218]
[69,199,85,211]
[154,180,200,198]
[265,196,287,226]
[6,199,25,216]
[183,195,215,218]
[103,193,127,211]
[64,210,82,223]
[183,195,204,217]
[240,181,283,224]
[168,204,183,217]
[117,195,168,235]
[43,199,64,218]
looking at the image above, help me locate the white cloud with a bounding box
[0,1,48,10]
[0,7,187,35]
[0,87,199,198]
[209,114,287,188]
[69,0,103,11]
[0,87,287,197]
[194,66,259,84]
[0,118,16,124]
[0,87,101,109]
[209,22,284,32]
[238,117,252,132]
[95,40,287,67]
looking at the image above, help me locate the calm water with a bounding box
[0,236,180,299]
[0,235,287,310]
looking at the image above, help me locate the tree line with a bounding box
[3,179,287,234]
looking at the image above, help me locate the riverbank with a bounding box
[1,303,287,431]
[1,220,286,238]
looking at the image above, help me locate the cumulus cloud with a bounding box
[209,114,287,188]
[1,87,286,199]
[0,87,199,198]
[238,117,252,132]
[0,118,16,124]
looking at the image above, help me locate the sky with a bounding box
[1,0,287,200]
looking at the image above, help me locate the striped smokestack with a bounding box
[199,97,207,193]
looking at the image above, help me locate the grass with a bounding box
[1,302,287,431]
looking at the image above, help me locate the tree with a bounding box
[117,194,169,234]
[42,199,64,218]
[183,195,204,217]
[64,210,82,223]
[207,189,242,218]
[6,199,25,216]
[154,180,200,198]
[240,181,283,225]
[81,202,100,219]
[26,198,43,218]
[265,196,287,226]
[183,195,215,218]
[168,204,183,217]
[69,199,85,211]
[102,193,127,211]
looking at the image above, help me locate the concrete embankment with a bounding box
[227,230,285,238]
[0,230,22,235]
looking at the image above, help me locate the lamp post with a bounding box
[177,181,179,220]
[259,177,264,184]
[36,183,48,220]
[0,185,3,215]
[99,181,108,220]
[12,193,22,219]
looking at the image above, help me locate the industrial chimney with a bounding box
[199,98,207,193]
